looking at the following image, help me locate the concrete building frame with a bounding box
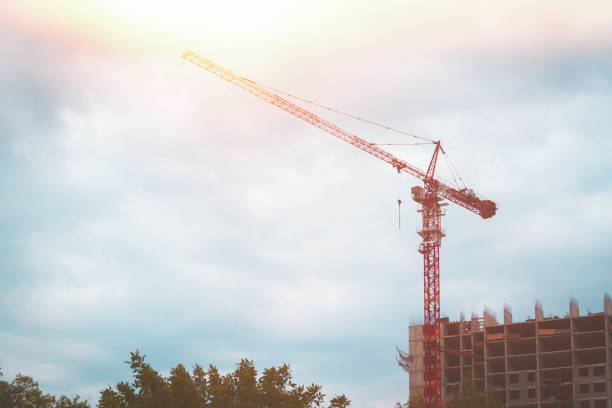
[408,295,612,408]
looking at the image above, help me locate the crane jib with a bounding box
[182,49,497,219]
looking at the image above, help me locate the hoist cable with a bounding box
[250,79,435,143]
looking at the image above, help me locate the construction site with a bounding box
[408,296,612,408]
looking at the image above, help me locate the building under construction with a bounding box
[408,295,612,407]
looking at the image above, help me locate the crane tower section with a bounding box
[410,141,447,406]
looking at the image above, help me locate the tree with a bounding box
[257,365,291,407]
[168,364,199,408]
[328,394,351,408]
[256,363,327,408]
[55,395,90,408]
[97,387,123,408]
[205,365,234,408]
[115,382,138,408]
[5,374,56,407]
[2,351,351,408]
[0,371,89,408]
[288,383,325,408]
[233,359,257,408]
[126,350,169,408]
[191,364,208,407]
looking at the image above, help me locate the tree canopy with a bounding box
[1,351,351,408]
[0,369,89,408]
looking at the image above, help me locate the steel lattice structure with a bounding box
[412,143,446,406]
[182,49,497,407]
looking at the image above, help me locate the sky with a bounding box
[1,1,611,406]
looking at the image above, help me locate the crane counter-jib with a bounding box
[181,49,497,220]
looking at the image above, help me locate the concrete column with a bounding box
[440,321,445,401]
[484,307,498,327]
[535,300,544,322]
[535,318,541,408]
[570,316,576,408]
[504,304,512,325]
[471,312,481,332]
[504,320,509,406]
[534,303,542,408]
[459,313,464,392]
[605,311,610,408]
[569,295,579,408]
[471,330,476,387]
[483,317,488,394]
[570,297,579,318]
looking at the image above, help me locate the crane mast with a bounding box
[182,49,497,407]
[415,141,445,406]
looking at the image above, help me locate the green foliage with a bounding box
[168,364,199,408]
[328,394,350,408]
[96,351,346,408]
[1,352,350,408]
[0,371,89,408]
[234,359,257,408]
[55,395,91,408]
[97,388,123,408]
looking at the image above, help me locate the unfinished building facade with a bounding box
[408,295,612,407]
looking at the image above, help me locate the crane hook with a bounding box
[398,199,402,230]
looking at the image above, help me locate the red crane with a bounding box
[182,49,497,406]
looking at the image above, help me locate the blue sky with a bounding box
[1,1,611,406]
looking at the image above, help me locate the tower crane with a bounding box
[182,49,497,407]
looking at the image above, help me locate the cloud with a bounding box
[1,3,611,406]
